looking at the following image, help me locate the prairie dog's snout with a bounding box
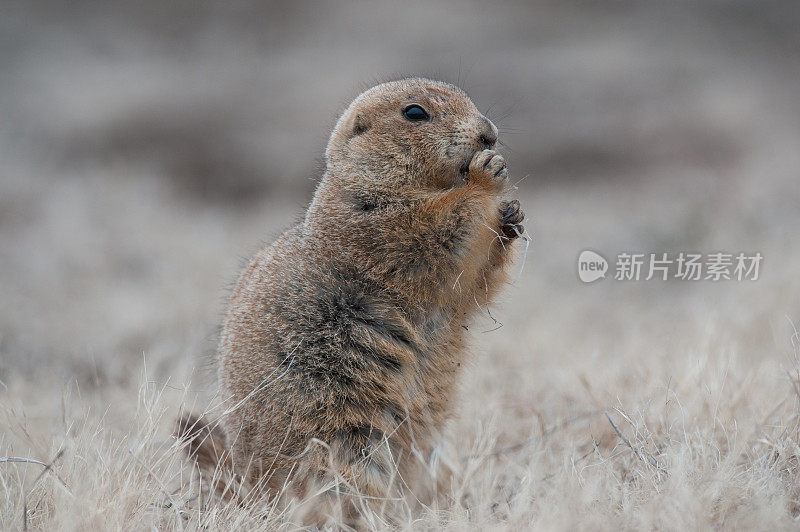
[477,115,498,149]
[458,115,499,175]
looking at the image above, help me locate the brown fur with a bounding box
[178,78,525,519]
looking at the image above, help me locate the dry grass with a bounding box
[3,321,800,529]
[3,1,800,529]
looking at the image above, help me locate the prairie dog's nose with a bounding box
[477,116,498,149]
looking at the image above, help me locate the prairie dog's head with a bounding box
[325,78,498,190]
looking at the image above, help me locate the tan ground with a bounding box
[2,1,800,529]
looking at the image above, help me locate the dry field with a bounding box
[2,1,800,529]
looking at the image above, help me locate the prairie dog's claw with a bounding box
[499,199,525,240]
[468,149,507,191]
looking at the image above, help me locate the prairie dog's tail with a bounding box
[176,413,239,499]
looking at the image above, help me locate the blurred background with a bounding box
[1,0,799,423]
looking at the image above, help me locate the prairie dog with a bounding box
[181,78,525,516]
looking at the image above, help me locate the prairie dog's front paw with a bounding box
[499,199,525,240]
[468,149,508,191]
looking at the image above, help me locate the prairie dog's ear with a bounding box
[326,109,371,161]
[350,113,370,137]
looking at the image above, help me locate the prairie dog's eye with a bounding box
[402,104,430,122]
